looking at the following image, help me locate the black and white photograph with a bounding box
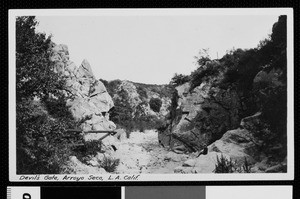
[9,9,294,181]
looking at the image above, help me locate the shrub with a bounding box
[242,157,251,173]
[74,140,103,164]
[194,48,211,66]
[214,154,235,173]
[189,61,220,91]
[149,97,162,112]
[16,100,78,174]
[170,73,190,87]
[214,154,252,173]
[99,156,120,173]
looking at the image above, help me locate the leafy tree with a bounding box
[170,73,190,87]
[149,97,162,113]
[16,16,78,174]
[168,89,179,122]
[110,89,134,131]
[16,16,64,101]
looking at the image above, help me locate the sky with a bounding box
[35,15,279,84]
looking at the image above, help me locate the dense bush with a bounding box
[17,99,78,174]
[44,96,74,119]
[16,16,64,101]
[149,97,162,112]
[16,16,79,174]
[74,140,103,164]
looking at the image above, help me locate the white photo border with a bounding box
[9,8,294,182]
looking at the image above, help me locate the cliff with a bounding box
[50,44,116,140]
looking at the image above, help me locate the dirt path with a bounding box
[113,130,191,174]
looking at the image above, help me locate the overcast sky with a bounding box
[35,15,279,84]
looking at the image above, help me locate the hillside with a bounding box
[99,79,173,132]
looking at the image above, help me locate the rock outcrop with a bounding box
[50,44,116,140]
[173,111,287,173]
[159,80,241,152]
[209,128,256,165]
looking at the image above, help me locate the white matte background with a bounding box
[206,186,292,199]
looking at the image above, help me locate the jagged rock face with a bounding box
[50,44,116,138]
[159,82,241,152]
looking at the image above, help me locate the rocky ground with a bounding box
[69,130,200,174]
[68,128,287,174]
[68,130,232,174]
[113,130,190,174]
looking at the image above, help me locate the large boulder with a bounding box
[209,128,257,165]
[173,127,259,174]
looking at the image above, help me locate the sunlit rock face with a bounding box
[50,44,116,139]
